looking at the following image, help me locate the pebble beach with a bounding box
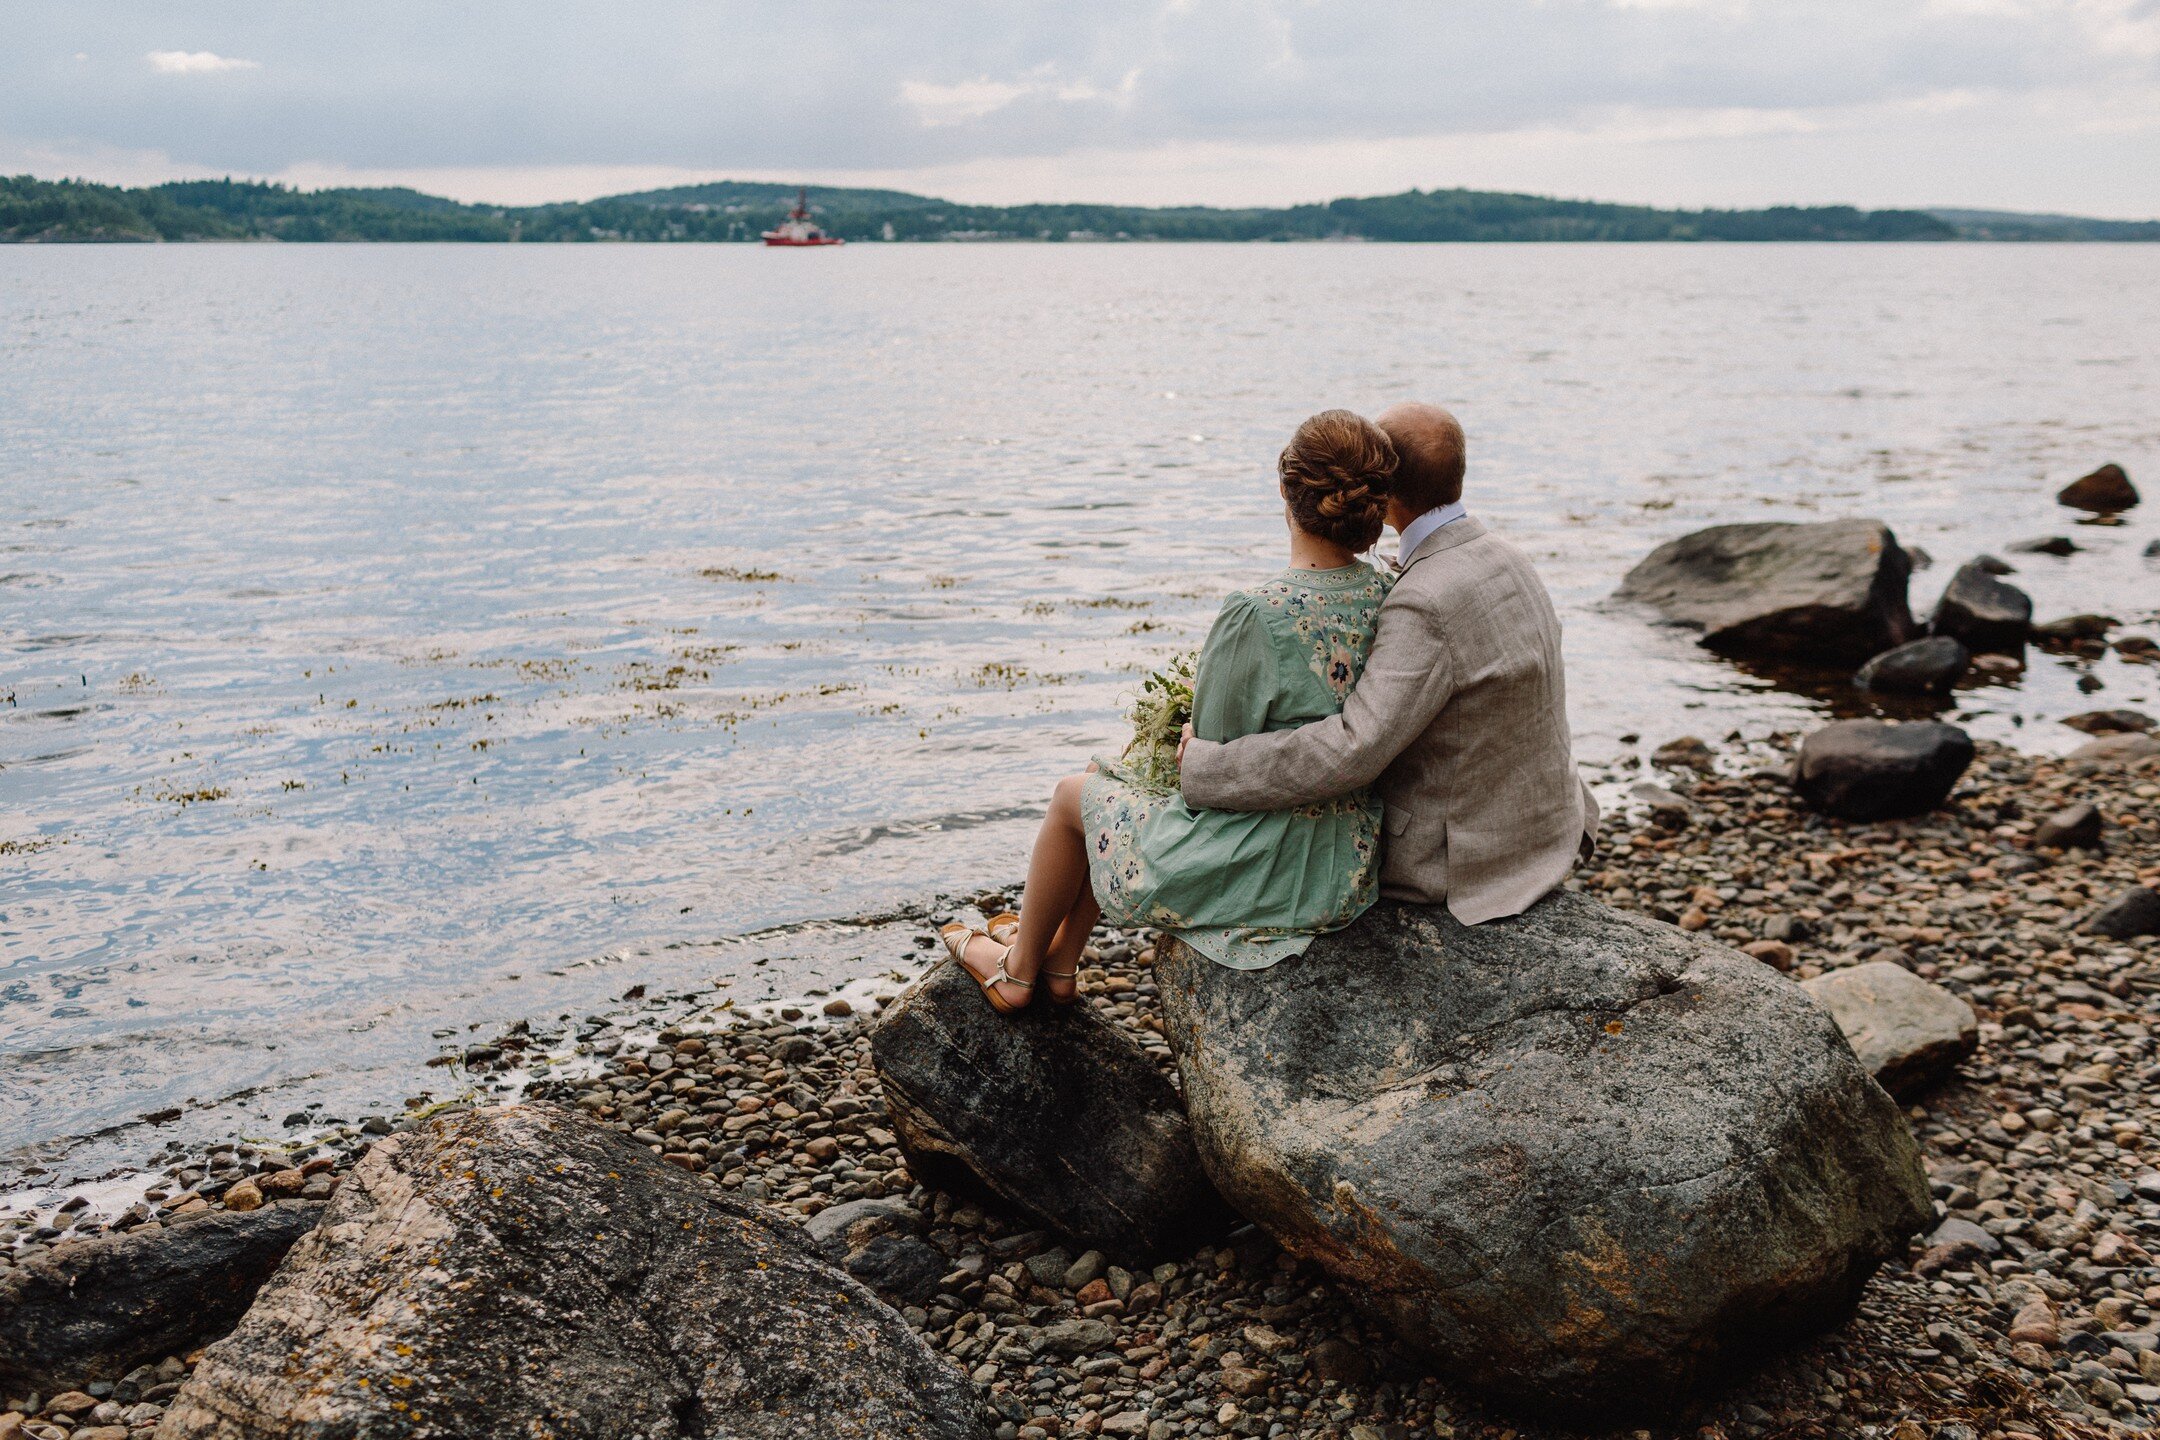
[8,721,2157,1440]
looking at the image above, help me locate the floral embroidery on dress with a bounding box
[1239,568,1390,701]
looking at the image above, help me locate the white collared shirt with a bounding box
[1394,501,1468,567]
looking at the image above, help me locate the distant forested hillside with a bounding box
[4,173,2143,244]
[1924,207,2160,242]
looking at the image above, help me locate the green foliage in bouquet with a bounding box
[1120,652,1198,793]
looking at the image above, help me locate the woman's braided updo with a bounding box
[1278,409,1397,553]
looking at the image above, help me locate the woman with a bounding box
[942,409,1397,1010]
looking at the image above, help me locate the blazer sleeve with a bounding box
[1180,587,1454,813]
[1188,595,1275,743]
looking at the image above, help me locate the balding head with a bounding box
[1375,403,1466,518]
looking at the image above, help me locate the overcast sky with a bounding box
[6,1,2159,216]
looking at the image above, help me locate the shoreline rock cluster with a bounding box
[1617,470,2147,721]
[5,727,2156,1437]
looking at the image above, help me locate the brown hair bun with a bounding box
[1278,409,1397,553]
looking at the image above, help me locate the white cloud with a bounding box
[1055,68,1143,105]
[902,65,1141,127]
[145,51,259,76]
[900,78,1032,127]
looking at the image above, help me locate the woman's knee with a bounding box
[1050,773,1088,823]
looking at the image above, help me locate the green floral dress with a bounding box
[1080,562,1390,969]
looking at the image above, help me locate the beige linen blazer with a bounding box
[1180,517,1598,924]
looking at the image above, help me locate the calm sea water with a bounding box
[4,243,2157,1180]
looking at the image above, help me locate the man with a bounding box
[1178,403,1596,924]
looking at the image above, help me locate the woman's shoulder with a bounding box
[1201,591,1275,655]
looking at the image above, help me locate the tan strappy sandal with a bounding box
[940,922,1032,1015]
[1039,959,1080,1006]
[986,912,1078,1006]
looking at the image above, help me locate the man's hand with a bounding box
[1177,722,1196,765]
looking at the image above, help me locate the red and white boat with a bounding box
[762,188,844,247]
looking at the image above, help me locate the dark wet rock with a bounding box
[1794,720,1976,822]
[1762,914,1814,945]
[2071,733,2160,765]
[1629,780,1696,830]
[0,1200,323,1392]
[803,1196,918,1253]
[1854,636,1969,696]
[1034,1317,1116,1357]
[1972,554,2015,575]
[156,1104,987,1440]
[2083,888,2160,941]
[870,957,1230,1256]
[1651,736,1716,773]
[1927,1217,2001,1257]
[1155,893,1931,1414]
[2147,538,2160,558]
[2033,615,2117,647]
[1615,518,1916,666]
[2032,802,2105,851]
[1916,1217,2003,1274]
[1930,562,2031,654]
[1801,961,1978,1099]
[838,1232,949,1307]
[2006,536,2081,556]
[1307,1337,1374,1386]
[2064,709,2155,736]
[2058,462,2139,513]
[802,1197,947,1305]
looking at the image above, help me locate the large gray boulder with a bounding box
[0,1201,323,1392]
[155,1105,987,1440]
[871,957,1230,1256]
[1155,894,1931,1415]
[1801,962,1978,1098]
[1616,519,1915,665]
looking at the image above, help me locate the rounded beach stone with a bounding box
[2031,802,2104,851]
[2057,462,2138,513]
[1854,636,1969,696]
[1793,719,1975,822]
[1800,961,1978,1098]
[2083,888,2160,941]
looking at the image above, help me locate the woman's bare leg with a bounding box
[959,773,1092,1006]
[1037,891,1100,1003]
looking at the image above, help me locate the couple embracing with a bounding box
[942,404,1599,1010]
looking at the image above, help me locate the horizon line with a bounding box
[16,169,2160,227]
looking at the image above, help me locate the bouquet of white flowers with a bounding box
[1118,651,1198,794]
